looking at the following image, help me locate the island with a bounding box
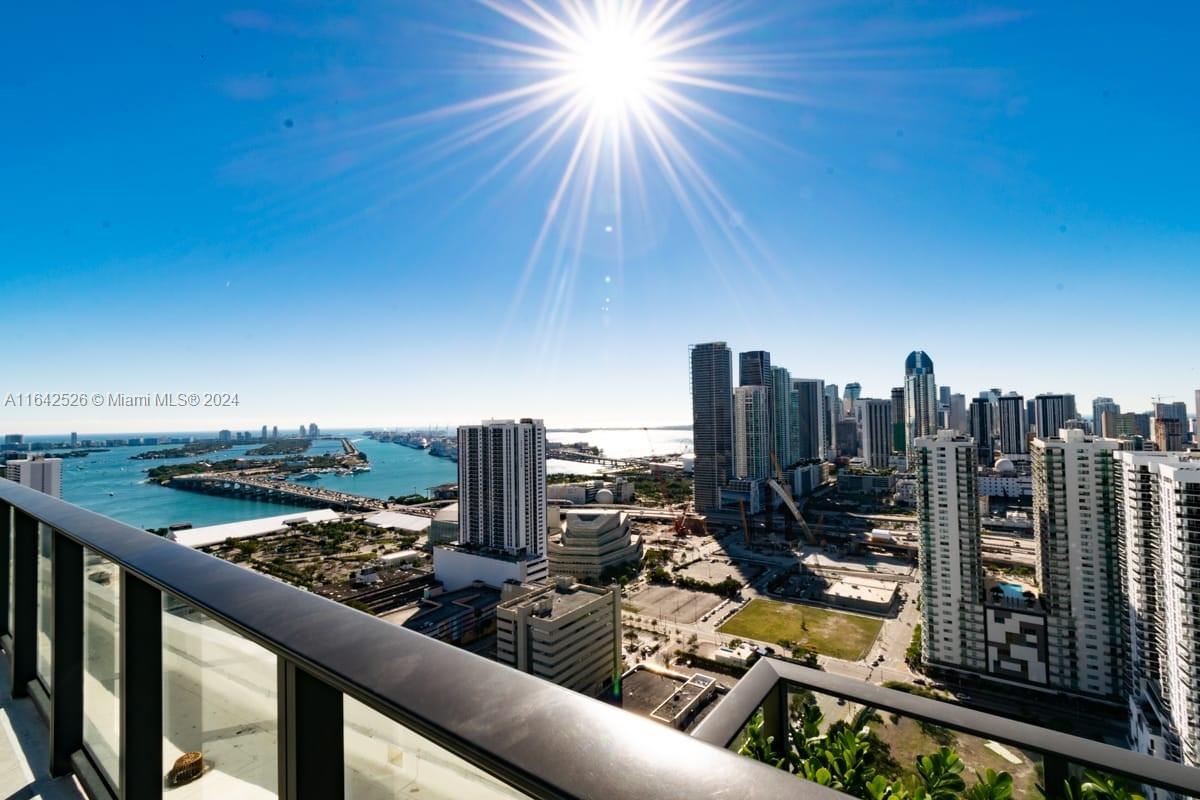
[247,439,311,456]
[131,442,232,460]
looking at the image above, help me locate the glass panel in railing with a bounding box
[6,506,12,635]
[737,682,1044,797]
[344,695,530,800]
[36,521,52,690]
[162,594,278,799]
[83,549,120,788]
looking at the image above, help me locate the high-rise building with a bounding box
[260,425,268,440]
[272,425,278,439]
[69,431,78,448]
[997,394,1028,455]
[1032,430,1123,699]
[3,434,23,446]
[457,418,547,557]
[949,393,968,435]
[738,350,773,453]
[690,343,733,512]
[1102,411,1138,439]
[4,455,62,497]
[308,422,320,437]
[1035,394,1072,439]
[857,399,893,469]
[843,382,862,416]
[733,386,771,480]
[1153,418,1183,453]
[835,418,859,459]
[969,398,994,466]
[1093,398,1120,433]
[218,429,232,443]
[770,366,791,469]
[1064,394,1079,424]
[1117,452,1200,768]
[939,386,952,406]
[496,579,620,697]
[790,379,825,462]
[915,431,986,673]
[890,387,907,452]
[904,351,938,456]
[1154,402,1188,449]
[824,383,840,457]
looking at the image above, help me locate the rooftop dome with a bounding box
[995,458,1016,474]
[905,350,935,375]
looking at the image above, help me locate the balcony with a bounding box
[0,479,807,800]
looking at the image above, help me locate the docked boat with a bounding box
[293,472,320,482]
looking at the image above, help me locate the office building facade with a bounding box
[969,397,995,467]
[904,351,939,456]
[791,379,825,462]
[998,393,1029,455]
[857,398,894,469]
[4,455,62,498]
[733,385,771,480]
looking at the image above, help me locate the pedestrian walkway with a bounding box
[0,655,85,800]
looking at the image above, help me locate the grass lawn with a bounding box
[719,598,883,661]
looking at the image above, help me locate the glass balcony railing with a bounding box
[0,477,810,800]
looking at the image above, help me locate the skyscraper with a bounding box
[949,393,968,435]
[69,431,78,448]
[997,394,1028,455]
[739,350,774,464]
[770,365,792,469]
[824,383,840,457]
[1154,402,1188,448]
[915,431,986,672]
[690,343,733,512]
[890,387,906,452]
[1117,452,1200,768]
[843,382,862,415]
[857,398,893,469]
[1035,394,1071,438]
[1032,430,1123,699]
[732,386,771,480]
[1153,418,1184,453]
[969,397,994,466]
[1092,397,1120,433]
[791,379,825,461]
[457,418,547,556]
[904,351,938,456]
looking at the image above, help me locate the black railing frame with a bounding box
[0,478,830,800]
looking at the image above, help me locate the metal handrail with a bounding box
[0,479,837,800]
[692,657,1200,798]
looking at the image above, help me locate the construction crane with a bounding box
[767,450,816,545]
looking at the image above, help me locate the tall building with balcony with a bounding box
[904,350,939,457]
[969,397,995,467]
[1117,451,1200,769]
[770,365,792,468]
[738,350,773,454]
[4,455,62,497]
[733,385,770,480]
[998,393,1029,455]
[457,418,547,557]
[689,342,733,512]
[1031,430,1124,699]
[496,579,621,697]
[790,378,825,462]
[915,431,986,673]
[857,398,893,469]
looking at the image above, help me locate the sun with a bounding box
[564,20,658,119]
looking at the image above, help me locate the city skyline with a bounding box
[4,3,1200,432]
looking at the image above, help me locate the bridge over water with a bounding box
[168,472,389,513]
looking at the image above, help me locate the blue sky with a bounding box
[2,2,1198,435]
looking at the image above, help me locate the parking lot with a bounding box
[626,584,724,625]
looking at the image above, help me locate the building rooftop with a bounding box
[172,508,341,548]
[364,510,431,532]
[499,580,609,619]
[404,582,502,633]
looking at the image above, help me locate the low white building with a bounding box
[433,544,549,592]
[173,509,341,548]
[363,510,431,534]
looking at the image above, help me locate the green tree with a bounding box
[915,747,966,800]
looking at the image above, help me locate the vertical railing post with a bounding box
[1043,754,1070,798]
[11,509,38,696]
[120,570,162,799]
[0,501,11,639]
[761,680,788,762]
[50,530,83,775]
[279,659,344,800]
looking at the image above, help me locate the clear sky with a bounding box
[3,2,1198,435]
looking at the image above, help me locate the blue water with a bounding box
[61,435,357,530]
[306,437,456,500]
[996,582,1025,601]
[54,427,693,531]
